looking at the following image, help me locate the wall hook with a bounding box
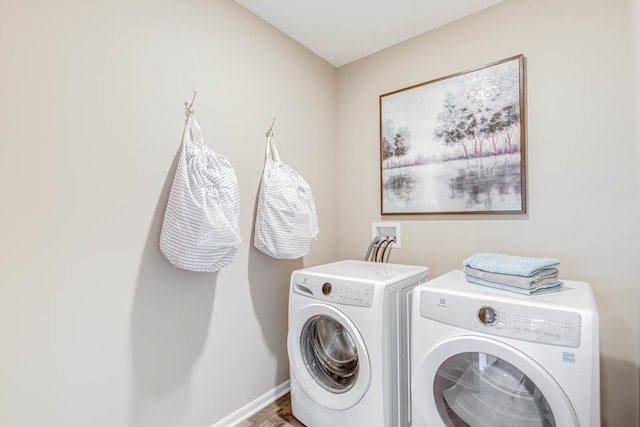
[265,118,276,138]
[185,91,198,117]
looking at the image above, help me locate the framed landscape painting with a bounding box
[379,55,526,215]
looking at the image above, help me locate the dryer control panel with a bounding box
[420,292,582,348]
[292,274,375,307]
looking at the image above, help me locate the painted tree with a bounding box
[500,103,520,153]
[382,139,394,164]
[382,118,411,168]
[433,93,471,158]
[434,60,520,157]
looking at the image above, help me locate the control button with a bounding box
[322,282,332,295]
[478,306,498,326]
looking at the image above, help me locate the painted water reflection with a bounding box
[383,173,416,200]
[382,153,522,213]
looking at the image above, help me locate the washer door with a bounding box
[412,336,579,427]
[288,303,371,410]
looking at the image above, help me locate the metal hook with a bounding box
[265,118,276,138]
[184,91,198,117]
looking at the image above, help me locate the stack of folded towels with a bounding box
[462,252,563,295]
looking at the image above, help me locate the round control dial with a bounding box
[477,306,498,326]
[322,282,332,295]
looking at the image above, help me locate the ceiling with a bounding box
[233,0,504,67]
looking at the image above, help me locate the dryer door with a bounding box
[288,303,371,410]
[412,336,579,427]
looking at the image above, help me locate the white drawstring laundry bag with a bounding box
[254,134,319,259]
[159,115,241,272]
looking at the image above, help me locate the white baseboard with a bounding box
[210,380,290,427]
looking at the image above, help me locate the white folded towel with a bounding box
[463,266,559,290]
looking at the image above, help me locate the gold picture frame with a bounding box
[379,55,527,215]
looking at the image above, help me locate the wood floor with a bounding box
[236,392,306,427]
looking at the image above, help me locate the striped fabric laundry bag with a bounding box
[159,115,241,272]
[254,134,318,259]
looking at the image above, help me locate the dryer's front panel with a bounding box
[288,303,371,411]
[412,336,579,427]
[434,352,555,426]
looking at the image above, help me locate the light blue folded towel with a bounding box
[465,274,564,295]
[463,253,560,277]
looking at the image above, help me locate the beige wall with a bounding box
[336,0,640,425]
[0,0,337,426]
[2,0,638,425]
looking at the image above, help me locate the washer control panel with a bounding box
[421,292,582,347]
[293,274,375,307]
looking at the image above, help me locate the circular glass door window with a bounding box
[300,315,359,393]
[434,352,555,427]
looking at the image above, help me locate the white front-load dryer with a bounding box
[411,270,600,427]
[288,260,428,427]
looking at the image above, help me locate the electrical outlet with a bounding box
[371,222,401,248]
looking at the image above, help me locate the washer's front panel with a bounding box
[300,314,360,393]
[288,304,372,411]
[293,273,375,307]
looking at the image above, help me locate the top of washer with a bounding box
[295,260,428,286]
[420,270,597,311]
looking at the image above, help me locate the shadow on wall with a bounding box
[593,286,640,427]
[248,188,303,388]
[129,144,217,427]
[600,355,640,427]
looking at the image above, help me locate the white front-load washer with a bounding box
[412,270,600,427]
[288,260,428,427]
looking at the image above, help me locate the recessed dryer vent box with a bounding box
[371,222,401,248]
